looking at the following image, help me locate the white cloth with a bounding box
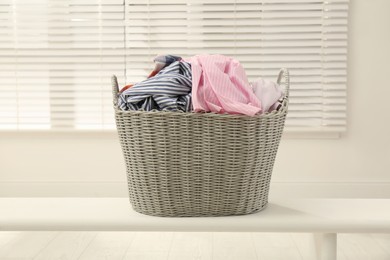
[251,78,284,114]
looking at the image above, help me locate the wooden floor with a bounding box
[0,232,389,260]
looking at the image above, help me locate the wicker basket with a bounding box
[112,68,289,217]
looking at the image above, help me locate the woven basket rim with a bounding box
[114,99,288,119]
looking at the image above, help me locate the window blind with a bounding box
[0,0,125,130]
[0,0,348,133]
[125,0,348,133]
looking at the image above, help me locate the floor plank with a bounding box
[338,234,387,260]
[124,251,168,260]
[291,233,317,260]
[339,234,390,260]
[212,233,257,260]
[254,233,302,260]
[0,232,22,249]
[0,232,389,260]
[257,247,302,260]
[372,234,390,256]
[0,232,59,259]
[122,232,173,260]
[78,232,135,260]
[167,232,212,260]
[126,232,173,252]
[34,232,97,260]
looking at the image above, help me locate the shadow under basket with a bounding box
[111,69,289,217]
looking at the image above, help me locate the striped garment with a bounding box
[184,54,262,116]
[118,61,192,112]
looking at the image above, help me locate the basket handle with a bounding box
[277,68,290,98]
[111,75,119,107]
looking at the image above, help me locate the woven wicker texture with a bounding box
[112,69,289,217]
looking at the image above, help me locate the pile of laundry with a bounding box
[118,54,285,116]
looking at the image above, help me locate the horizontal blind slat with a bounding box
[0,0,348,132]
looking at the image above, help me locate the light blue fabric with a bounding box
[154,55,181,66]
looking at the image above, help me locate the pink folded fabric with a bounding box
[185,54,262,116]
[250,78,284,114]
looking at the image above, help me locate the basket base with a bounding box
[129,201,269,218]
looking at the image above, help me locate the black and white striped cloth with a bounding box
[118,61,192,112]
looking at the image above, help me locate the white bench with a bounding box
[1,198,389,260]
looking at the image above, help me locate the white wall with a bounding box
[1,0,389,197]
